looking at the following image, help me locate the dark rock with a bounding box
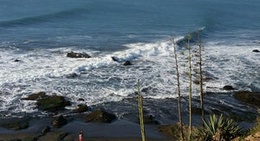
[111,56,119,62]
[234,91,260,106]
[14,59,21,62]
[223,85,235,91]
[37,131,69,141]
[66,51,91,58]
[193,80,200,85]
[1,120,29,131]
[7,139,22,141]
[143,115,159,124]
[123,61,132,66]
[66,73,78,78]
[21,136,38,141]
[73,104,88,113]
[78,98,85,101]
[84,109,116,123]
[36,95,71,112]
[203,76,214,82]
[41,126,51,135]
[21,92,46,100]
[253,49,260,53]
[52,115,67,128]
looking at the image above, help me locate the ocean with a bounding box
[0,0,259,121]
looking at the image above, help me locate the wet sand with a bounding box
[0,118,171,141]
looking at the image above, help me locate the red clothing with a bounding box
[79,132,83,141]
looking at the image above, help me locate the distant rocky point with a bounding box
[66,51,91,58]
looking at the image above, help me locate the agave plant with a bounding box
[200,114,241,141]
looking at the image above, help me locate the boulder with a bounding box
[223,85,235,91]
[66,51,91,58]
[143,114,159,124]
[84,109,116,123]
[73,104,88,113]
[78,98,85,101]
[253,49,260,53]
[21,92,47,100]
[111,56,119,62]
[14,59,21,62]
[123,61,132,66]
[37,131,69,141]
[41,126,51,135]
[36,95,71,112]
[66,73,79,78]
[52,115,68,128]
[234,91,260,106]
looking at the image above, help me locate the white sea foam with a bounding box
[0,38,259,115]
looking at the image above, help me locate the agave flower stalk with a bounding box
[173,39,184,140]
[187,35,193,140]
[137,79,146,141]
[197,32,205,123]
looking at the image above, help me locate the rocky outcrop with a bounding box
[234,91,260,106]
[143,114,159,124]
[111,56,120,62]
[36,95,71,112]
[123,61,132,66]
[1,119,29,131]
[84,109,116,123]
[66,51,91,58]
[41,126,51,135]
[21,91,47,100]
[37,131,69,141]
[73,104,88,113]
[223,85,235,91]
[14,59,21,62]
[52,115,67,128]
[22,92,71,112]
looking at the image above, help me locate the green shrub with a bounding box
[194,114,241,141]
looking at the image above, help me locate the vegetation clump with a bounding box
[194,114,241,141]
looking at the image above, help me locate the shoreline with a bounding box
[0,118,171,141]
[0,91,259,140]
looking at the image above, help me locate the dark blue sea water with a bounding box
[0,0,259,118]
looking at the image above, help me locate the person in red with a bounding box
[79,130,83,141]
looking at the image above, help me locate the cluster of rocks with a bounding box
[0,90,161,133]
[12,51,135,66]
[21,92,71,112]
[0,92,116,129]
[66,51,91,58]
[66,51,133,66]
[111,56,133,66]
